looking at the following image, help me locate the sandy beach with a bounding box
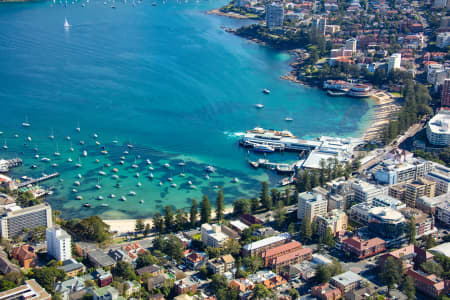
[362,91,402,142]
[104,206,235,234]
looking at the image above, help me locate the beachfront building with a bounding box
[297,192,327,220]
[0,203,52,240]
[46,227,72,262]
[265,2,284,28]
[201,224,229,248]
[388,53,401,73]
[243,233,291,256]
[427,110,450,146]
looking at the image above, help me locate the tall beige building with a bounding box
[316,209,348,236]
[297,192,327,221]
[404,178,436,208]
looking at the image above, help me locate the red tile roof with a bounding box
[270,247,312,265]
[343,236,385,250]
[261,241,302,259]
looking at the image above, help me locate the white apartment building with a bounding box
[437,32,450,49]
[344,38,357,53]
[265,2,284,28]
[46,227,72,262]
[297,192,327,220]
[372,194,406,210]
[0,203,52,240]
[436,200,450,226]
[388,53,401,73]
[425,163,450,195]
[426,110,450,146]
[351,180,384,204]
[201,223,229,248]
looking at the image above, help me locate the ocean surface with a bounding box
[0,0,373,219]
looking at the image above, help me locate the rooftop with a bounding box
[331,271,364,287]
[429,242,450,258]
[243,233,291,252]
[428,110,450,135]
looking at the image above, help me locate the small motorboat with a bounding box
[83,203,91,208]
[93,133,98,139]
[66,136,71,141]
[120,156,126,160]
[112,168,118,172]
[67,158,73,162]
[132,164,138,169]
[74,181,80,186]
[95,184,102,189]
[72,189,78,193]
[41,157,51,162]
[146,159,152,165]
[262,88,270,94]
[233,177,239,183]
[135,172,139,177]
[76,195,83,200]
[205,174,210,180]
[101,203,109,207]
[109,194,116,198]
[137,182,142,187]
[171,183,177,188]
[77,174,82,178]
[101,150,108,155]
[112,174,119,179]
[139,199,144,204]
[30,165,37,169]
[123,150,129,155]
[159,181,163,186]
[164,163,170,168]
[148,166,154,170]
[35,155,39,159]
[128,191,136,196]
[255,104,264,109]
[95,141,100,146]
[285,117,293,122]
[127,144,134,148]
[120,196,127,201]
[120,160,125,165]
[205,165,216,173]
[75,163,82,168]
[180,173,185,177]
[97,195,104,200]
[83,150,87,157]
[149,173,154,179]
[80,140,85,145]
[99,171,106,176]
[51,163,58,167]
[168,177,173,182]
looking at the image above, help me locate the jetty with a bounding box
[0,158,22,173]
[17,172,60,188]
[248,159,296,174]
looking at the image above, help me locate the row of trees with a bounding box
[379,257,415,299]
[382,80,432,145]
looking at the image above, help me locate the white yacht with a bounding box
[64,17,70,28]
[22,116,31,127]
[83,150,87,157]
[67,158,73,162]
[66,136,71,141]
[146,159,152,165]
[128,191,136,196]
[233,177,239,183]
[76,122,80,132]
[255,104,264,109]
[93,133,98,139]
[164,163,170,168]
[49,128,55,140]
[99,171,106,176]
[149,173,154,179]
[171,183,177,188]
[41,157,51,162]
[97,195,104,200]
[120,196,127,201]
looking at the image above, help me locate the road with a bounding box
[358,122,424,172]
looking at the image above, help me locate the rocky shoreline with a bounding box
[206,8,259,19]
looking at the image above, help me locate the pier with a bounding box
[0,158,23,173]
[17,172,60,188]
[248,159,296,174]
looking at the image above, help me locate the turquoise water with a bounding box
[0,0,373,219]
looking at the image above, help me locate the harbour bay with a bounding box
[0,0,373,219]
